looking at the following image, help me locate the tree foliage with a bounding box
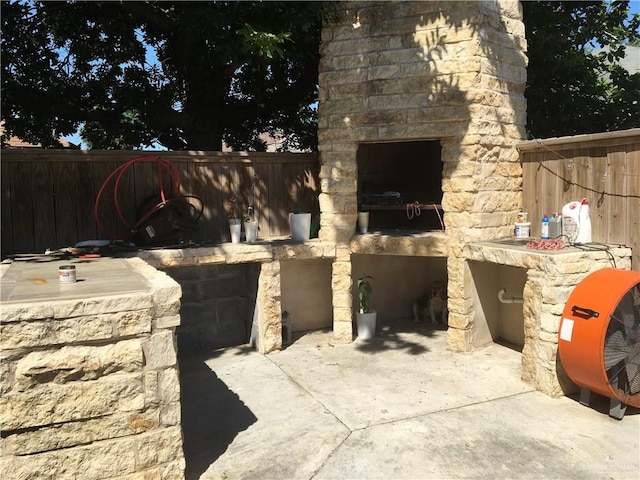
[2,1,638,149]
[523,1,640,138]
[1,1,328,150]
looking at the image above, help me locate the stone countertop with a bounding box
[135,238,337,268]
[0,256,180,315]
[464,238,632,272]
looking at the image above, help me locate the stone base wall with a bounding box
[464,243,633,396]
[0,258,185,480]
[318,1,528,344]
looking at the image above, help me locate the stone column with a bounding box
[256,261,283,353]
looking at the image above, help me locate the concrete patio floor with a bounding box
[179,322,639,480]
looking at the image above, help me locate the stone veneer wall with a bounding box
[318,1,528,346]
[0,258,185,480]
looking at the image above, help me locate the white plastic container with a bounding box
[562,198,592,244]
[514,222,531,238]
[576,198,592,243]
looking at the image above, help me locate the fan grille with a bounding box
[604,282,640,406]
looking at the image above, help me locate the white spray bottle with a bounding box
[576,198,591,244]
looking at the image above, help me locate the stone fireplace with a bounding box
[317,0,528,349]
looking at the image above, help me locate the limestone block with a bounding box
[0,303,55,323]
[446,295,474,316]
[520,342,536,384]
[154,315,181,330]
[446,327,474,352]
[14,340,143,391]
[332,272,353,292]
[541,285,574,306]
[158,368,180,404]
[144,369,159,407]
[332,321,354,343]
[0,374,144,431]
[0,358,10,396]
[471,191,520,213]
[332,292,353,309]
[260,324,281,354]
[539,331,559,345]
[539,312,561,335]
[53,293,154,319]
[1,315,113,351]
[441,176,478,193]
[333,306,353,324]
[533,339,556,365]
[546,259,591,276]
[142,331,177,370]
[161,459,187,480]
[153,300,181,320]
[535,366,564,398]
[332,260,353,277]
[136,426,184,470]
[0,437,139,480]
[441,192,476,212]
[446,312,472,330]
[115,310,154,336]
[319,193,357,214]
[3,411,160,456]
[320,177,358,195]
[319,225,355,245]
[160,400,181,427]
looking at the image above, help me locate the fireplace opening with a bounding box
[357,140,444,232]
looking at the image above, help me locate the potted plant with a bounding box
[356,275,377,339]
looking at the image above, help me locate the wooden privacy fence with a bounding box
[1,149,319,258]
[519,128,640,271]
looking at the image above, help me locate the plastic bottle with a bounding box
[541,214,549,239]
[549,213,562,238]
[575,198,592,244]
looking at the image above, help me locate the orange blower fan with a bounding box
[558,268,640,419]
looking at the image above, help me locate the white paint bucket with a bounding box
[59,265,76,284]
[514,222,531,238]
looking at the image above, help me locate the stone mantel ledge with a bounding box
[464,241,632,272]
[136,239,337,269]
[350,231,448,257]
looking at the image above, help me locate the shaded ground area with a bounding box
[179,321,639,479]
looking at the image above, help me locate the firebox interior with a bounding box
[357,141,444,232]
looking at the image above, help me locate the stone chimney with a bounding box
[317,1,528,348]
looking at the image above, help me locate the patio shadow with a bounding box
[355,318,442,355]
[179,355,257,480]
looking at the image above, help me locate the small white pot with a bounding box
[357,212,369,233]
[229,218,241,244]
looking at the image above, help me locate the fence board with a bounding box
[1,161,14,254]
[76,162,98,241]
[52,161,79,248]
[10,161,35,253]
[605,147,626,245]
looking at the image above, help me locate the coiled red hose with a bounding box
[93,155,182,240]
